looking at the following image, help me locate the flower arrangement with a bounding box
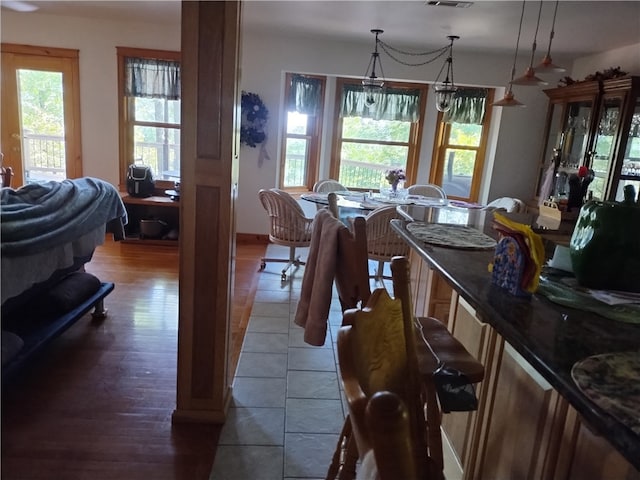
[385,168,406,190]
[240,91,269,148]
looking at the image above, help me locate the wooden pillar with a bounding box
[173,1,241,423]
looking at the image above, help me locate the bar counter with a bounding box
[390,205,640,473]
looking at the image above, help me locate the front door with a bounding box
[1,43,82,187]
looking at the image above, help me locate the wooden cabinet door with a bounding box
[441,294,499,479]
[556,406,640,480]
[474,343,567,480]
[407,250,453,326]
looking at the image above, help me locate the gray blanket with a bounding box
[1,177,128,256]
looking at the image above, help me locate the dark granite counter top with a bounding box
[390,205,640,470]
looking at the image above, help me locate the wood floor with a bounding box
[1,237,266,480]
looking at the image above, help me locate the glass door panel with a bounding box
[560,100,593,169]
[616,97,640,200]
[590,96,622,200]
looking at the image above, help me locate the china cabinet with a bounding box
[536,75,640,203]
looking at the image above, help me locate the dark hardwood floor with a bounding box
[1,237,266,480]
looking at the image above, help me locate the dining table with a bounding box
[300,191,479,216]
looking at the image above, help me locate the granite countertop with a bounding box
[390,209,640,470]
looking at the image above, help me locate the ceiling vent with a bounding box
[426,1,474,8]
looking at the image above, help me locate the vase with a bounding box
[389,180,404,198]
[569,200,640,292]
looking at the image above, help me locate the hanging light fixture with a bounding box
[433,35,459,112]
[533,0,565,73]
[362,29,385,107]
[493,0,526,107]
[511,0,548,86]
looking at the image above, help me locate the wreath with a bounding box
[240,91,268,148]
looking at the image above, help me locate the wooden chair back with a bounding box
[337,258,431,479]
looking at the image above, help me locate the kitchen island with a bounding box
[390,205,639,479]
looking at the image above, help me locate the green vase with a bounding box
[569,200,640,292]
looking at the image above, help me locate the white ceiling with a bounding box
[2,1,640,57]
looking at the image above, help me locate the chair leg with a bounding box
[326,417,358,480]
[260,246,307,281]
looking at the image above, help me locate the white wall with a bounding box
[238,29,560,233]
[0,10,180,185]
[572,42,640,80]
[3,9,638,235]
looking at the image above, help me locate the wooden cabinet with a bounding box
[415,262,640,479]
[408,249,453,326]
[120,194,179,246]
[556,407,640,480]
[441,293,499,479]
[537,75,640,204]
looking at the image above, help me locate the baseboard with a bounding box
[236,233,269,245]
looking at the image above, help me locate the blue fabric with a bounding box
[1,177,128,256]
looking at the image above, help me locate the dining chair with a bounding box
[359,391,423,480]
[363,206,410,281]
[407,184,447,199]
[327,256,485,480]
[331,257,432,480]
[484,196,526,213]
[258,188,313,281]
[313,179,349,193]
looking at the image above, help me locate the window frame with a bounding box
[329,77,427,191]
[279,72,326,192]
[117,46,181,192]
[429,88,494,202]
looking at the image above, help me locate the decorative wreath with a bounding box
[240,91,269,148]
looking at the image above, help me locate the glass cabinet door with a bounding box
[589,95,622,200]
[560,100,593,169]
[615,95,640,201]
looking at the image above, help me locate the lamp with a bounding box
[433,35,459,112]
[511,0,548,86]
[533,0,565,73]
[493,0,526,107]
[362,29,385,107]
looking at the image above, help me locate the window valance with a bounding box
[443,88,487,125]
[124,57,181,100]
[287,74,323,115]
[340,84,421,122]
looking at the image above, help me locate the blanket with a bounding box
[1,177,128,256]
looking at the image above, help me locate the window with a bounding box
[429,88,494,202]
[117,47,181,188]
[330,78,427,191]
[280,73,326,191]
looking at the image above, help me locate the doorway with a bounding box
[1,44,82,187]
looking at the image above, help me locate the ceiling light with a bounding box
[2,1,38,12]
[426,1,474,8]
[493,1,526,107]
[362,29,385,107]
[512,0,548,86]
[433,35,459,113]
[533,0,565,74]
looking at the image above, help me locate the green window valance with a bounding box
[340,84,421,122]
[287,74,323,115]
[443,88,488,125]
[124,57,181,100]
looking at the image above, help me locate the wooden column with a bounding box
[173,1,241,423]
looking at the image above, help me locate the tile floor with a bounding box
[210,242,461,480]
[210,243,347,480]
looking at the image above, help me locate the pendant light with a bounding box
[511,0,548,86]
[362,29,385,107]
[533,0,565,73]
[433,35,459,112]
[493,1,526,107]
